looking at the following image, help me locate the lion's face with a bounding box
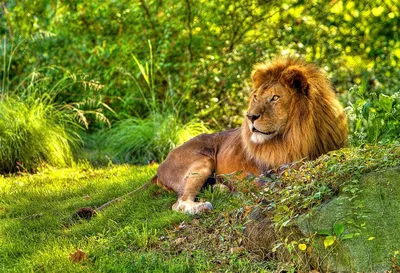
[246,83,292,144]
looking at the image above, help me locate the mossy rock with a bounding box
[245,167,400,272]
[297,166,400,272]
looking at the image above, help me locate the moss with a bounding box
[297,167,400,272]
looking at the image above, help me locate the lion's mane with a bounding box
[241,57,348,169]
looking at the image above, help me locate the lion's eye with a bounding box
[271,95,280,102]
[253,95,258,102]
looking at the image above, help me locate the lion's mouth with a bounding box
[252,127,276,135]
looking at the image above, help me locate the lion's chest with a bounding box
[215,133,260,177]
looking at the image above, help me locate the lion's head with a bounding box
[242,57,348,169]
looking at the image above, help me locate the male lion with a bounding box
[153,57,348,214]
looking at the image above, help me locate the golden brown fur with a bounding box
[154,57,348,214]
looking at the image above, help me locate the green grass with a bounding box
[4,144,397,272]
[102,114,210,164]
[0,95,79,173]
[0,163,273,272]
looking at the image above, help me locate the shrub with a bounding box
[346,81,400,145]
[0,95,80,173]
[103,113,210,164]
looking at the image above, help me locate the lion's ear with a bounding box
[280,66,309,95]
[251,65,271,89]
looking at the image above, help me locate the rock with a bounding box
[173,237,186,246]
[245,167,400,272]
[296,167,400,272]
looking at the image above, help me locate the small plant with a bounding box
[317,223,359,249]
[0,36,114,172]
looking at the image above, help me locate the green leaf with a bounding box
[324,236,336,248]
[317,229,331,236]
[333,223,345,237]
[342,233,354,240]
[379,93,394,113]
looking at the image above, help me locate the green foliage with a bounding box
[0,95,79,173]
[103,114,210,164]
[0,35,115,171]
[3,0,399,129]
[347,82,400,145]
[102,47,211,164]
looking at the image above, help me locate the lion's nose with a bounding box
[246,113,261,122]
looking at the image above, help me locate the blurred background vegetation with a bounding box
[0,0,399,172]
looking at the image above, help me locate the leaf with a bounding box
[298,243,307,251]
[324,236,336,248]
[333,223,345,237]
[69,249,88,263]
[379,93,394,113]
[368,237,375,241]
[317,229,331,236]
[342,233,354,240]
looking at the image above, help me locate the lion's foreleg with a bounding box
[172,159,214,215]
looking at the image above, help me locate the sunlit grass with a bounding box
[0,95,80,173]
[0,163,185,272]
[0,163,272,272]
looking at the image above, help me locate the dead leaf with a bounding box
[243,206,252,218]
[174,221,185,231]
[69,249,87,263]
[83,195,91,200]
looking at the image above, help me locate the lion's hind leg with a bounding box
[172,158,214,215]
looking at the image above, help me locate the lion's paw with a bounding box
[172,199,213,215]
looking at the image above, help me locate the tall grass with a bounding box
[0,36,114,172]
[104,114,209,164]
[0,95,79,173]
[103,42,211,164]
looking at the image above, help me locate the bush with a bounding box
[0,95,80,173]
[103,113,210,164]
[346,81,400,145]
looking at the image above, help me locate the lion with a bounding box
[153,57,348,214]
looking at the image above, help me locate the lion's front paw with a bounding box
[172,199,213,215]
